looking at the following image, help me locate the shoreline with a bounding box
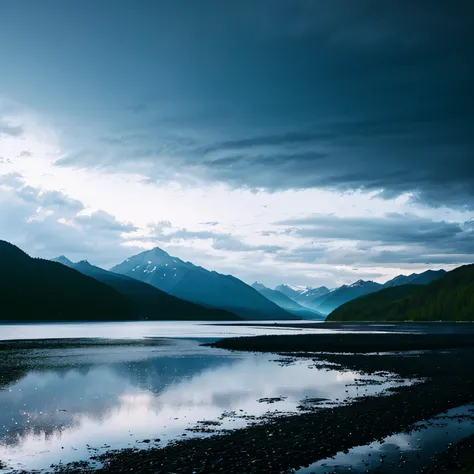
[211,321,474,330]
[48,333,474,473]
[208,332,474,353]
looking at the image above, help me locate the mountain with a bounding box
[382,269,446,288]
[274,284,309,299]
[110,248,296,320]
[327,264,474,322]
[0,240,135,321]
[298,286,331,301]
[274,284,330,305]
[52,258,239,321]
[309,280,383,315]
[326,285,422,322]
[301,289,337,311]
[251,282,269,293]
[52,255,74,266]
[251,282,325,320]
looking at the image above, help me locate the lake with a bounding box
[0,320,416,472]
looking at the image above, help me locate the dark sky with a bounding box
[0,1,473,286]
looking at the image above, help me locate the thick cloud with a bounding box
[146,224,283,253]
[277,213,466,246]
[74,211,136,233]
[28,0,472,209]
[274,213,474,266]
[0,120,23,137]
[1,1,473,286]
[0,172,85,216]
[0,174,138,266]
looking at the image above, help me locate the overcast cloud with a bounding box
[0,1,472,287]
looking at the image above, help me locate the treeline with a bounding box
[327,264,474,322]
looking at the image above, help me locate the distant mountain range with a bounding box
[275,284,330,303]
[274,269,446,315]
[327,264,474,322]
[382,270,446,288]
[251,282,325,320]
[310,280,383,315]
[51,256,239,321]
[273,280,382,315]
[0,238,453,323]
[110,248,295,320]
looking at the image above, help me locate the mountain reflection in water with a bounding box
[0,336,411,472]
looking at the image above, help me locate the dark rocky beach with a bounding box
[212,321,474,334]
[40,331,474,474]
[423,433,474,473]
[208,331,474,353]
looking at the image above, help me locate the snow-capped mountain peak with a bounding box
[275,284,331,303]
[274,284,308,297]
[299,286,331,298]
[286,284,308,292]
[150,247,170,257]
[111,248,294,320]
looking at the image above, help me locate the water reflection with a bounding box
[0,339,408,472]
[0,320,333,342]
[297,404,474,473]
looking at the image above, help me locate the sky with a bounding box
[0,0,473,288]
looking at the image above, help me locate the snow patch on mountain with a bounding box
[110,247,295,320]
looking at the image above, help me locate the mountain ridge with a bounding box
[51,256,240,321]
[274,270,447,315]
[382,269,446,288]
[251,282,325,320]
[275,284,330,305]
[311,280,382,315]
[111,247,296,320]
[327,264,474,322]
[0,240,135,321]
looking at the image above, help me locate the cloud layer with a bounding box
[274,213,474,266]
[0,173,137,266]
[0,1,473,287]
[8,0,467,208]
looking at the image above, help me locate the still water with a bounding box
[0,320,324,341]
[0,321,411,472]
[297,404,474,473]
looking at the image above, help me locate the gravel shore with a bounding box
[421,433,474,473]
[208,332,474,353]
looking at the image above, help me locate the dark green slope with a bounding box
[327,264,474,322]
[312,280,382,315]
[326,285,422,322]
[0,241,134,321]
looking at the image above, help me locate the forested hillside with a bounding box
[327,264,474,322]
